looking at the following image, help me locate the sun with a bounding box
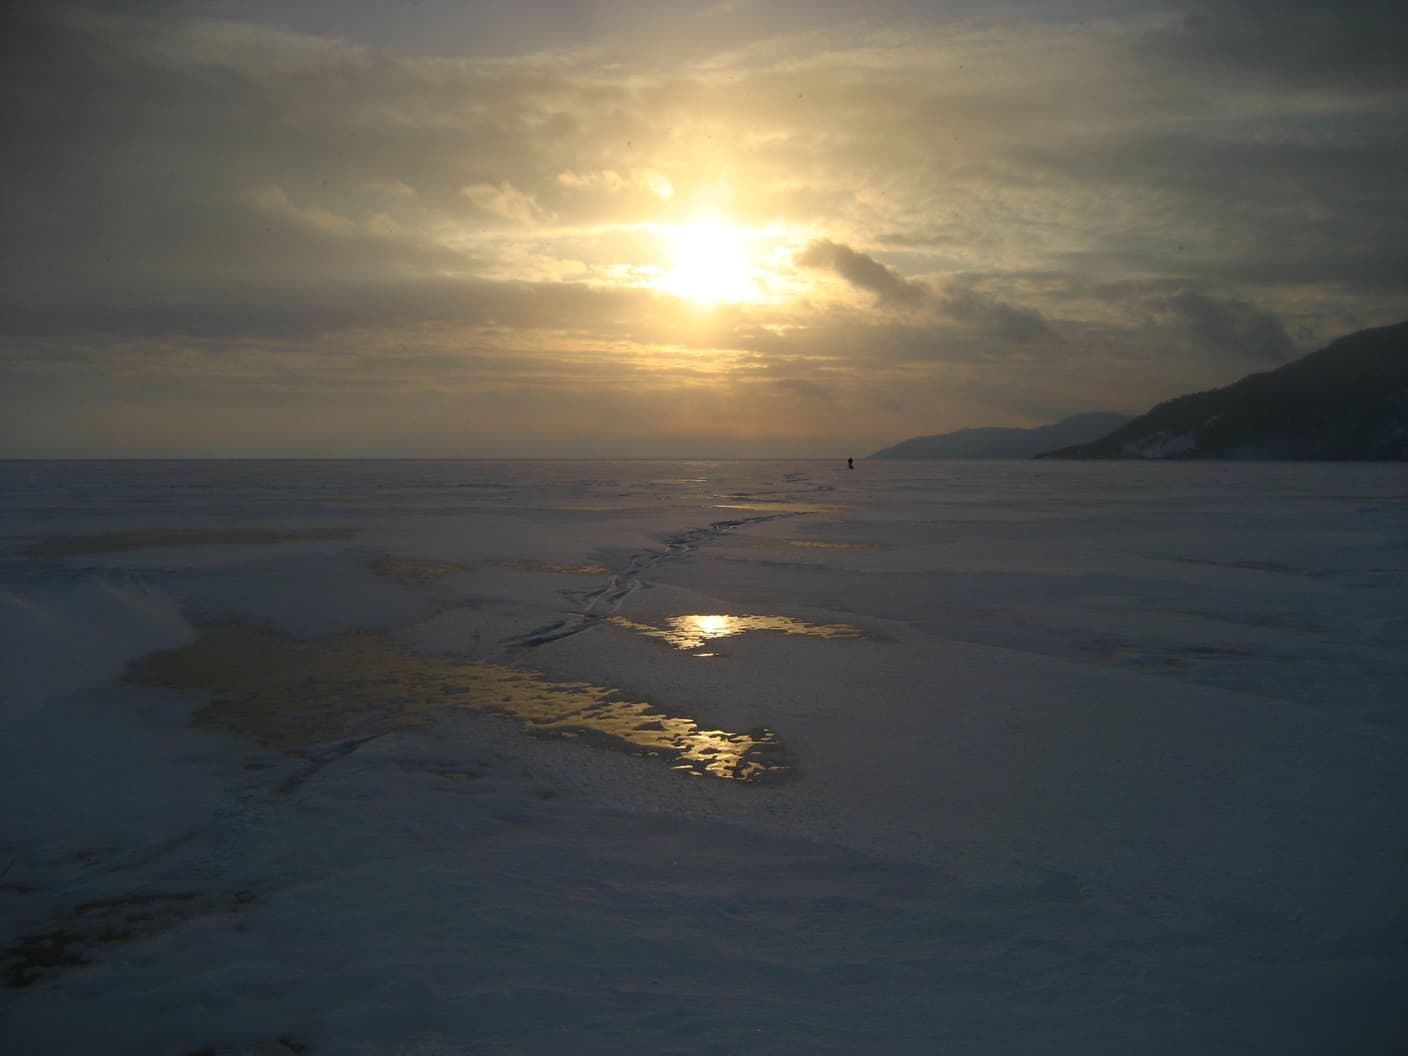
[658,219,757,305]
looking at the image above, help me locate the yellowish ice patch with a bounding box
[486,558,613,576]
[372,557,467,581]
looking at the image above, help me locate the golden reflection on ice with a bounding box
[126,625,790,783]
[609,613,865,650]
[691,614,732,640]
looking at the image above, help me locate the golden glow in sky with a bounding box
[6,2,1399,458]
[657,219,758,305]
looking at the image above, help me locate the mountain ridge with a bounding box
[1039,320,1408,460]
[868,412,1134,460]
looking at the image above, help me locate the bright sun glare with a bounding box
[658,220,756,305]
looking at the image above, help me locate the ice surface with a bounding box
[2,459,1406,1053]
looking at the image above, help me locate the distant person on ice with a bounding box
[847,457,854,469]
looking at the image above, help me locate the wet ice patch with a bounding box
[127,625,792,782]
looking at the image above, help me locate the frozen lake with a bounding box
[2,459,1405,1053]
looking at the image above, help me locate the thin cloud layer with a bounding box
[2,0,1406,456]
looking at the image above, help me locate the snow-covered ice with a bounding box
[2,458,1405,1054]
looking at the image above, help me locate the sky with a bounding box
[3,0,1406,458]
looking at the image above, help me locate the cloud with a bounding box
[768,376,834,402]
[638,170,675,201]
[250,186,359,236]
[1136,0,1408,94]
[1150,290,1294,364]
[367,180,417,198]
[557,168,674,199]
[2,1,1405,456]
[794,239,927,307]
[462,181,555,225]
[793,239,1056,344]
[936,284,1058,345]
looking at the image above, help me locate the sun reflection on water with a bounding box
[609,613,865,650]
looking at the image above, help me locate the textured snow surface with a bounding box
[2,459,1406,1054]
